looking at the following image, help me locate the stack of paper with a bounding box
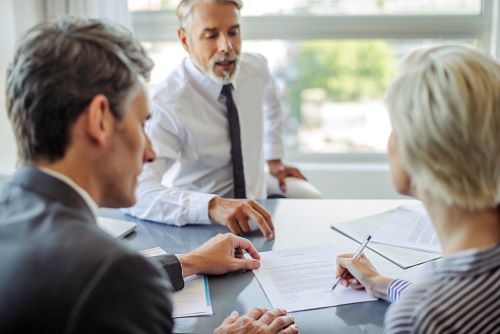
[139,247,212,318]
[371,206,441,253]
[331,204,442,268]
[252,245,376,312]
[171,275,212,318]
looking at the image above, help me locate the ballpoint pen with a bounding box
[331,234,372,290]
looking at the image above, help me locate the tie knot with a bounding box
[221,84,233,97]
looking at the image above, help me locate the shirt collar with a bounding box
[185,56,239,101]
[432,243,500,277]
[39,167,99,220]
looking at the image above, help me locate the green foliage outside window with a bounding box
[282,40,396,119]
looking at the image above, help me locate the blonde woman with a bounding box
[336,45,500,333]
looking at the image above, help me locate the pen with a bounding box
[331,234,372,290]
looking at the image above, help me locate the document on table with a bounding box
[331,204,442,269]
[139,247,212,318]
[171,275,212,318]
[252,245,376,312]
[371,205,441,253]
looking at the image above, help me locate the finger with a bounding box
[335,267,346,278]
[258,308,287,325]
[242,205,274,239]
[249,201,274,232]
[336,257,354,270]
[294,171,307,180]
[278,173,287,192]
[226,219,242,235]
[234,248,245,259]
[247,307,267,320]
[349,278,360,285]
[337,253,355,259]
[346,277,364,289]
[350,282,365,290]
[269,314,295,332]
[343,271,355,281]
[222,310,240,325]
[235,212,251,233]
[285,168,306,180]
[358,252,368,261]
[230,234,261,260]
[279,324,299,334]
[230,256,260,271]
[294,169,307,180]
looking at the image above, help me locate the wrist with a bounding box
[267,159,283,175]
[369,276,393,301]
[208,197,220,219]
[177,253,199,277]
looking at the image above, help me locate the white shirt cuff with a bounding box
[188,192,218,225]
[264,144,284,161]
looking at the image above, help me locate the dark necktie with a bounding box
[221,84,246,198]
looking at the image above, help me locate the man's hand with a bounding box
[208,197,275,239]
[267,160,306,192]
[214,308,299,334]
[178,233,261,277]
[336,253,393,301]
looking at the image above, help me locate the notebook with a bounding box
[97,217,136,239]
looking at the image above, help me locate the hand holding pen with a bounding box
[334,235,394,300]
[332,235,372,290]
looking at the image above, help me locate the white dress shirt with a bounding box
[125,53,284,226]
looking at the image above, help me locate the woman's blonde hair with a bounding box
[386,45,500,210]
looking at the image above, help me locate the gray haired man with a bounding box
[0,16,298,334]
[127,0,316,239]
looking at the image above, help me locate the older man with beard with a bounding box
[126,0,319,238]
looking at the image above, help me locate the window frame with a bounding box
[131,0,496,163]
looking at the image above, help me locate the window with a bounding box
[129,0,482,15]
[128,0,494,159]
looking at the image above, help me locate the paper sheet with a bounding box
[139,248,213,318]
[171,275,212,318]
[252,246,376,312]
[331,204,442,269]
[371,206,441,253]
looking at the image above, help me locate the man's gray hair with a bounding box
[6,16,154,164]
[176,0,243,29]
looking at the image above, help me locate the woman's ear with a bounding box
[388,132,414,196]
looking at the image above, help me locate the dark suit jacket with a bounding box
[0,166,181,333]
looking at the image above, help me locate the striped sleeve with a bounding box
[387,279,412,302]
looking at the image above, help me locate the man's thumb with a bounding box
[236,258,260,271]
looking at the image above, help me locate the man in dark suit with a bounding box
[0,17,298,334]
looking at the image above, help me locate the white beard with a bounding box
[191,54,241,86]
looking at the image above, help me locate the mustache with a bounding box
[212,54,239,63]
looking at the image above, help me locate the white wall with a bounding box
[12,0,45,39]
[296,163,404,199]
[0,0,18,174]
[0,0,45,175]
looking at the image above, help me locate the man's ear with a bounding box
[178,28,190,53]
[85,94,114,147]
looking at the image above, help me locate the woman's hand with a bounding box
[336,253,393,301]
